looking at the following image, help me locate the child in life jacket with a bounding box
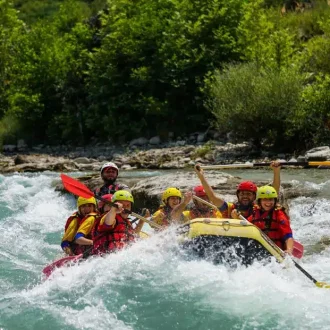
[151,187,185,228]
[61,196,98,256]
[171,186,223,221]
[92,190,136,255]
[238,185,294,254]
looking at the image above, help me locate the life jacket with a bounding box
[95,182,129,197]
[92,214,136,255]
[64,211,98,255]
[249,205,290,249]
[153,205,172,227]
[221,202,255,219]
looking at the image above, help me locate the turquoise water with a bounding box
[1,171,330,330]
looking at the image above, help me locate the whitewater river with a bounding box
[1,169,330,330]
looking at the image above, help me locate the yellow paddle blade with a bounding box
[316,281,330,289]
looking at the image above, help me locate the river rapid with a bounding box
[0,169,330,330]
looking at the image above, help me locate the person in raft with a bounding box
[194,161,282,219]
[92,190,136,255]
[151,187,185,228]
[171,185,223,221]
[232,185,293,254]
[61,196,98,256]
[95,162,130,197]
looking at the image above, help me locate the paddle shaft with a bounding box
[192,195,218,210]
[201,161,330,170]
[238,214,330,288]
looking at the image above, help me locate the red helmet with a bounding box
[193,185,207,197]
[237,181,257,193]
[98,194,113,210]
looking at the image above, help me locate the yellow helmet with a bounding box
[112,190,134,204]
[77,196,97,208]
[257,186,278,200]
[162,187,182,203]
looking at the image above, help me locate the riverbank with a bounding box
[1,141,330,174]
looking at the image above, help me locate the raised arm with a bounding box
[194,164,225,208]
[171,191,192,221]
[270,161,281,195]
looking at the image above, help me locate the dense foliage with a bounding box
[1,0,330,151]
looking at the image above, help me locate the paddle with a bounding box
[200,161,330,170]
[60,174,162,230]
[237,214,330,289]
[192,195,304,259]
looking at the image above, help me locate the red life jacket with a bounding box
[92,214,135,255]
[249,205,290,249]
[64,212,98,255]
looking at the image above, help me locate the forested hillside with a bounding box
[1,0,330,151]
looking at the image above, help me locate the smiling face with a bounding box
[259,198,276,211]
[167,196,181,209]
[237,191,255,206]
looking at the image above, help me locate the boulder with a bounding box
[305,146,330,161]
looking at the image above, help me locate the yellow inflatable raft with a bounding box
[178,218,285,266]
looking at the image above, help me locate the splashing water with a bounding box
[1,172,330,330]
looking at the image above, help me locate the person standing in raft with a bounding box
[171,185,223,221]
[194,161,282,219]
[92,190,136,255]
[61,197,99,256]
[233,185,294,254]
[151,187,185,228]
[95,162,130,197]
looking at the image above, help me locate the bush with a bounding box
[205,62,304,150]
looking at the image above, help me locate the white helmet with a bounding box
[101,162,119,174]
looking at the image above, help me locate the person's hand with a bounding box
[284,249,293,256]
[231,209,240,219]
[194,163,204,177]
[141,208,150,218]
[114,202,124,214]
[270,160,281,171]
[183,191,193,205]
[64,247,73,256]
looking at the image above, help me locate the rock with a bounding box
[197,133,206,143]
[129,137,148,146]
[121,164,133,170]
[305,146,330,161]
[17,139,28,151]
[3,145,16,152]
[176,140,186,146]
[149,136,161,145]
[73,157,92,164]
[296,155,306,162]
[14,155,29,165]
